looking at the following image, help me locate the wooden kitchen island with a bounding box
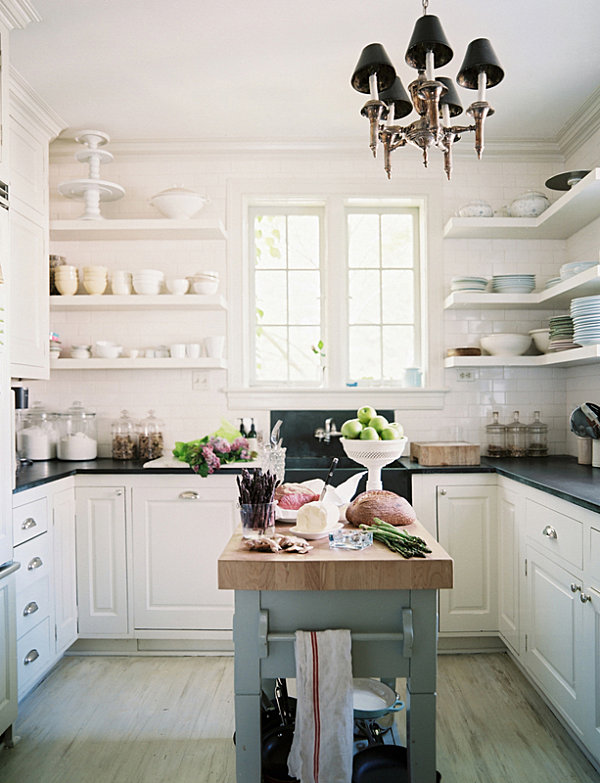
[218,521,453,783]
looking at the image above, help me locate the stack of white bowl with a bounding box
[54,265,79,295]
[83,266,108,295]
[188,270,219,295]
[93,340,123,358]
[165,277,189,295]
[132,269,164,295]
[111,270,132,295]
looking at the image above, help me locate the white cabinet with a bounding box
[131,481,237,631]
[75,485,128,637]
[411,473,497,635]
[52,486,77,653]
[497,481,521,655]
[0,562,18,745]
[582,525,600,760]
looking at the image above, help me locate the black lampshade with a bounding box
[456,38,504,89]
[405,15,453,70]
[351,43,396,94]
[437,76,463,117]
[380,77,413,120]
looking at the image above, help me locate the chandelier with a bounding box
[351,0,504,179]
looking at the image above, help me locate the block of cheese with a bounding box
[296,501,339,532]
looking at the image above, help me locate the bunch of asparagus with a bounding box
[359,517,432,559]
[236,468,280,530]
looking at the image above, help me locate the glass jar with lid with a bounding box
[19,401,58,461]
[506,410,528,458]
[111,410,137,460]
[57,401,98,461]
[485,411,507,458]
[527,410,548,457]
[138,410,164,462]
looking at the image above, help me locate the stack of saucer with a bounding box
[491,274,536,293]
[544,276,561,289]
[54,265,79,296]
[83,265,108,295]
[571,295,600,345]
[548,315,579,351]
[450,276,488,292]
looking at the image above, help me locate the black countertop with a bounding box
[14,455,600,516]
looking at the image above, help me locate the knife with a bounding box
[319,457,339,501]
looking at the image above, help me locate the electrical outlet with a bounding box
[192,371,209,390]
[456,369,479,382]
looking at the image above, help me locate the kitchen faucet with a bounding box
[314,417,342,444]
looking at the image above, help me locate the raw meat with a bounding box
[275,483,320,510]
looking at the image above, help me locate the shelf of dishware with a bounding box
[50,357,228,370]
[444,265,600,310]
[444,344,600,369]
[49,218,227,241]
[443,168,600,240]
[49,293,227,311]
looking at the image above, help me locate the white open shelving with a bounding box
[50,293,227,311]
[444,345,600,369]
[51,357,227,370]
[50,218,227,241]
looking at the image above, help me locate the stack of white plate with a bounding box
[548,315,579,351]
[491,274,536,293]
[132,268,164,295]
[560,261,597,280]
[450,276,488,292]
[544,277,561,289]
[571,296,600,345]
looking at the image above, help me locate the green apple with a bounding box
[390,422,404,437]
[359,426,379,440]
[368,415,388,434]
[357,405,377,425]
[341,418,363,439]
[381,426,401,440]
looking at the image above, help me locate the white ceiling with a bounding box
[9,0,600,146]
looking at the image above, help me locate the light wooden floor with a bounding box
[0,652,599,783]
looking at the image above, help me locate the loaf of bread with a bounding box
[345,490,416,527]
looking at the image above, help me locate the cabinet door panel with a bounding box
[498,487,520,654]
[583,585,600,761]
[53,488,77,653]
[132,486,236,630]
[0,573,17,736]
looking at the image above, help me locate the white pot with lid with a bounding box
[509,191,550,217]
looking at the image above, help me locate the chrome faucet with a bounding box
[314,418,342,444]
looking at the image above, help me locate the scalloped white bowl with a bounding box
[480,333,531,356]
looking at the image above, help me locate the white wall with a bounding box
[22,135,600,458]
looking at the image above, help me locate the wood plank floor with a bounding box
[0,652,598,783]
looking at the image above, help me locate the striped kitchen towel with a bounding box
[287,629,353,783]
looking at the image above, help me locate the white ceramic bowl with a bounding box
[71,348,90,359]
[529,328,551,353]
[480,333,532,356]
[166,277,189,295]
[132,281,162,295]
[55,279,78,295]
[136,268,164,277]
[83,279,107,295]
[94,341,123,359]
[559,261,597,280]
[509,191,550,217]
[192,279,219,295]
[111,283,132,295]
[150,187,208,220]
[457,200,493,218]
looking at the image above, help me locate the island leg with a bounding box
[233,590,262,783]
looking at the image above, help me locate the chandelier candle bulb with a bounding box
[369,73,379,101]
[425,50,435,81]
[478,70,487,102]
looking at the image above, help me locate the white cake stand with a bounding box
[341,437,408,491]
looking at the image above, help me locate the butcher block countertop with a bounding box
[218,520,453,592]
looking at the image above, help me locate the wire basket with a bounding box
[341,436,408,491]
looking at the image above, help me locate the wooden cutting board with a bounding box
[410,441,480,466]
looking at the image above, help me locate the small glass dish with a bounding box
[329,529,373,550]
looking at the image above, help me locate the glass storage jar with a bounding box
[57,401,98,461]
[506,410,528,458]
[485,411,507,458]
[527,410,548,456]
[111,409,137,460]
[19,401,58,461]
[138,410,164,461]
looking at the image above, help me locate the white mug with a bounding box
[205,335,225,358]
[170,343,186,359]
[405,367,422,387]
[186,343,201,359]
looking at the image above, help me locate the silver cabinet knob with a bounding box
[542,525,557,539]
[23,601,39,616]
[179,491,201,500]
[571,583,582,593]
[27,557,43,570]
[24,649,39,665]
[439,489,447,495]
[115,489,124,496]
[21,517,37,530]
[581,593,592,603]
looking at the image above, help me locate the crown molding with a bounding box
[0,0,40,29]
[10,66,66,139]
[556,86,600,161]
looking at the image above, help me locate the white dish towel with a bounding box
[287,629,353,783]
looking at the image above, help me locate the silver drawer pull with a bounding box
[581,593,592,604]
[23,649,39,665]
[23,601,39,616]
[21,517,37,530]
[542,525,557,539]
[179,491,201,500]
[27,557,43,570]
[571,583,582,593]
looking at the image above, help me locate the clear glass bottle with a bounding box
[527,410,548,457]
[57,401,98,461]
[486,411,507,458]
[138,410,164,462]
[19,401,58,461]
[111,409,137,460]
[506,410,528,458]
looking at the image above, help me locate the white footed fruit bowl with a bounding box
[341,436,408,491]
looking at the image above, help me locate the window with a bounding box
[248,200,422,388]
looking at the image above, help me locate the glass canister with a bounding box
[19,401,58,461]
[506,410,528,458]
[485,411,507,458]
[111,410,137,460]
[57,401,98,461]
[138,410,164,461]
[527,410,548,457]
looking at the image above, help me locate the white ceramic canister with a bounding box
[509,191,550,218]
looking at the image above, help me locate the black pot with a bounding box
[352,745,441,783]
[261,723,298,782]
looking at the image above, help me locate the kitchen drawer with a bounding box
[13,496,48,546]
[589,527,600,590]
[526,498,583,570]
[16,616,51,698]
[16,575,50,640]
[14,532,52,594]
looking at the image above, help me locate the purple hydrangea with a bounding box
[210,437,231,454]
